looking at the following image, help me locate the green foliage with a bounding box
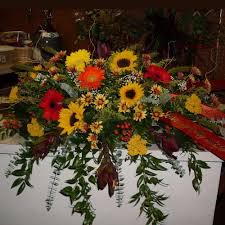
[6,143,35,195]
[51,142,96,225]
[129,155,168,225]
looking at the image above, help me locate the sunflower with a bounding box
[185,94,202,114]
[119,82,144,107]
[80,92,93,107]
[58,102,85,135]
[65,49,91,72]
[78,66,105,90]
[39,89,64,121]
[127,135,148,156]
[94,94,109,110]
[110,50,137,74]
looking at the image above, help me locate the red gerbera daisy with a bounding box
[39,89,64,121]
[144,65,171,84]
[78,66,105,90]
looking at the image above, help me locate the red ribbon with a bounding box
[161,113,225,160]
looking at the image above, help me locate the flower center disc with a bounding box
[70,113,79,126]
[125,89,136,99]
[87,74,97,82]
[117,58,130,68]
[50,101,56,109]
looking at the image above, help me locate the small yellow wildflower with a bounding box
[151,107,164,121]
[90,121,103,134]
[87,133,98,143]
[80,92,93,107]
[118,101,130,113]
[134,102,145,111]
[133,110,147,122]
[94,94,109,110]
[151,84,163,95]
[27,118,44,137]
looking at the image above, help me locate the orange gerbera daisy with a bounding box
[78,66,105,90]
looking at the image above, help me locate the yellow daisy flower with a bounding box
[185,94,202,114]
[151,107,165,121]
[91,141,98,150]
[133,110,147,122]
[151,84,163,95]
[94,94,109,110]
[94,58,105,67]
[118,101,130,113]
[27,118,44,137]
[120,82,144,107]
[58,102,85,135]
[9,86,19,103]
[90,121,103,134]
[110,50,137,74]
[87,133,98,144]
[134,102,145,111]
[127,134,148,156]
[80,92,93,107]
[65,49,91,72]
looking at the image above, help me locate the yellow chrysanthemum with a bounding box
[120,82,144,107]
[118,101,130,113]
[80,92,93,107]
[9,86,19,103]
[127,134,148,156]
[110,50,137,74]
[58,102,85,135]
[94,94,109,110]
[90,121,103,134]
[33,64,42,71]
[65,49,91,72]
[151,107,165,121]
[133,110,147,122]
[185,94,202,114]
[151,84,163,95]
[30,72,37,79]
[27,118,44,137]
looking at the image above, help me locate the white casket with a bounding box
[0,144,222,225]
